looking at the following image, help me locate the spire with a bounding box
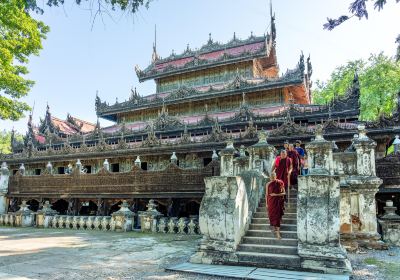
[152,25,159,63]
[270,0,276,42]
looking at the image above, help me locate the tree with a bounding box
[25,0,152,15]
[0,0,150,122]
[324,0,400,61]
[0,0,49,121]
[0,130,22,154]
[313,53,400,120]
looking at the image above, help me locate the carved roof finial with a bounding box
[152,24,159,63]
[299,51,305,73]
[307,54,313,78]
[208,33,213,44]
[233,32,236,41]
[270,0,276,42]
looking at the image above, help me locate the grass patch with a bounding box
[364,258,379,265]
[364,257,400,279]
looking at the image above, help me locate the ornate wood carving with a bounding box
[8,161,220,197]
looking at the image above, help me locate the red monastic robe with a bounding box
[274,156,292,190]
[266,179,285,227]
[287,149,300,186]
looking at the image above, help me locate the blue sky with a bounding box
[2,0,400,133]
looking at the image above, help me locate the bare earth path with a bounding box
[0,228,230,280]
[0,228,398,280]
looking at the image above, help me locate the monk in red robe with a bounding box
[266,172,286,239]
[287,144,300,187]
[271,149,293,194]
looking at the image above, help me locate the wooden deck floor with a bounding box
[167,263,350,280]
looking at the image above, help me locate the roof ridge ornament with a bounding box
[152,25,159,63]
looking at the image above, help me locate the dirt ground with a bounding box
[0,227,398,280]
[0,227,229,280]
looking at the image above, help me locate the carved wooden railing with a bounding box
[376,155,400,187]
[8,161,220,197]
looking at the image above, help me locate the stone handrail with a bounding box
[0,212,200,235]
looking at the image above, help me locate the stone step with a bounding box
[238,243,298,255]
[241,236,298,246]
[252,217,297,224]
[257,206,297,212]
[254,212,296,219]
[260,196,297,202]
[245,229,297,239]
[259,200,297,207]
[236,251,301,269]
[249,223,297,231]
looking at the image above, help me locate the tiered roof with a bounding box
[135,33,273,82]
[97,55,306,121]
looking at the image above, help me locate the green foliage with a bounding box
[313,53,400,121]
[0,130,22,154]
[0,0,49,120]
[25,0,151,14]
[1,0,150,122]
[324,0,400,61]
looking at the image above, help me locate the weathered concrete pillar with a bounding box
[170,152,178,165]
[298,127,351,274]
[191,174,258,265]
[45,161,53,175]
[36,201,58,228]
[250,131,276,175]
[219,140,236,176]
[0,162,10,214]
[111,200,135,232]
[305,125,334,175]
[378,200,400,246]
[346,125,382,245]
[134,156,141,167]
[234,145,249,175]
[138,199,163,233]
[15,201,35,227]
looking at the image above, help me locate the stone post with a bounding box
[306,124,334,175]
[46,161,53,174]
[378,200,400,246]
[211,150,219,161]
[36,201,58,228]
[250,131,276,175]
[111,200,135,232]
[234,145,249,175]
[138,199,163,233]
[298,127,352,274]
[170,152,178,165]
[19,163,25,175]
[76,159,82,173]
[103,159,110,171]
[134,156,141,167]
[346,125,382,244]
[15,201,35,227]
[191,176,250,264]
[219,140,236,176]
[0,162,10,214]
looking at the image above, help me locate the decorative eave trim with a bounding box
[137,46,267,82]
[97,70,304,118]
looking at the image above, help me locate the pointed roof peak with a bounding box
[152,24,159,63]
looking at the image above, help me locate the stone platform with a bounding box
[167,262,350,280]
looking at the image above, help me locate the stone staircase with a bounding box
[236,189,301,270]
